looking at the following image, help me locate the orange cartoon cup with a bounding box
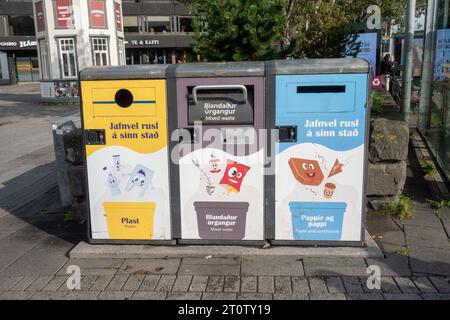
[324,183,336,199]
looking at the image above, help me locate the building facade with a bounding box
[0,1,38,84]
[34,0,125,99]
[0,0,195,85]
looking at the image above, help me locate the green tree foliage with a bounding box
[289,1,360,58]
[179,0,427,60]
[287,0,427,59]
[190,0,286,61]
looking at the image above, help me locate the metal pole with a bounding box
[401,0,416,124]
[444,0,449,29]
[418,0,437,130]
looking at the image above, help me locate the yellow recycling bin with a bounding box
[103,202,156,240]
[80,65,173,243]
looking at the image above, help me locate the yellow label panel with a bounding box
[92,87,157,118]
[103,202,156,240]
[81,80,167,156]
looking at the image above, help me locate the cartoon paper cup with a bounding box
[194,201,249,240]
[103,202,156,240]
[289,202,347,241]
[324,183,336,199]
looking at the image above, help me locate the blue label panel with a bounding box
[276,73,368,152]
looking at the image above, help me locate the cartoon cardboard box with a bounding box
[288,158,324,186]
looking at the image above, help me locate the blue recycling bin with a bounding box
[265,58,370,245]
[289,202,347,240]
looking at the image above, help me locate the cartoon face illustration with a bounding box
[106,173,121,196]
[324,182,336,199]
[125,164,154,198]
[112,155,121,171]
[288,158,324,186]
[107,173,119,186]
[132,170,146,187]
[219,160,250,192]
[209,154,221,173]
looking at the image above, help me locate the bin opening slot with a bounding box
[297,85,346,94]
[115,89,133,108]
[187,85,254,125]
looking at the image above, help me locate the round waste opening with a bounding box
[115,89,133,108]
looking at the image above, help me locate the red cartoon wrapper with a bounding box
[219,160,250,192]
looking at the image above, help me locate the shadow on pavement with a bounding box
[0,161,86,245]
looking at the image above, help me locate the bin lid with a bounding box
[167,61,265,78]
[266,58,370,75]
[79,65,168,81]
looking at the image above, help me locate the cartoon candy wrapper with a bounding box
[219,160,251,193]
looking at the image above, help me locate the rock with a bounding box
[367,161,407,196]
[367,195,400,210]
[369,118,409,162]
[63,128,83,165]
[67,165,86,197]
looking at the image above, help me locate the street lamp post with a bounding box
[401,0,416,124]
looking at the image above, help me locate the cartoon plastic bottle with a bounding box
[106,173,121,196]
[124,164,154,198]
[112,154,121,171]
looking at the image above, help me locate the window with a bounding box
[145,16,170,33]
[123,16,139,33]
[91,37,109,66]
[58,38,77,78]
[117,38,125,65]
[178,16,193,33]
[38,39,50,79]
[88,0,107,28]
[8,15,35,36]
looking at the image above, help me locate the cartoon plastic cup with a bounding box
[103,202,156,240]
[324,182,336,199]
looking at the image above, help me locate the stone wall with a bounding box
[367,118,409,209]
[54,117,410,220]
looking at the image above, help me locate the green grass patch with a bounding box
[422,161,439,178]
[385,194,414,222]
[371,92,384,115]
[394,247,411,256]
[427,199,450,219]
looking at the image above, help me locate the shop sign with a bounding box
[125,39,161,47]
[35,1,45,32]
[114,2,122,31]
[0,38,37,50]
[89,0,107,28]
[55,0,73,29]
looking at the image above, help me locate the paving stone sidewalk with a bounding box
[0,84,449,300]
